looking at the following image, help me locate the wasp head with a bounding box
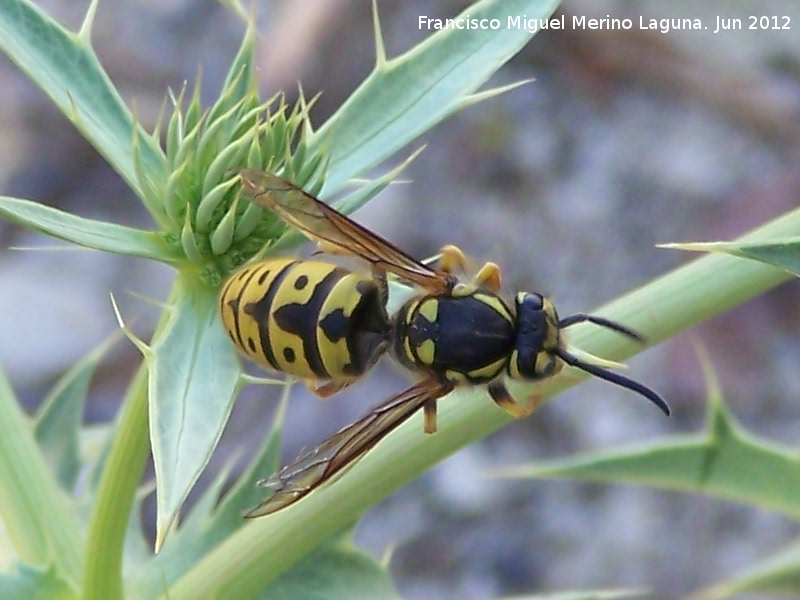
[508,292,563,381]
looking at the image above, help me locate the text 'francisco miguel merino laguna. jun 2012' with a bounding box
[418,13,791,35]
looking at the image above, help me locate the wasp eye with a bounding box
[517,292,543,311]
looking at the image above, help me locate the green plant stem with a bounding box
[0,368,83,589]
[164,206,799,599]
[83,277,191,599]
[83,365,149,600]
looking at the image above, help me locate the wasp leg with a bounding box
[306,378,356,398]
[487,381,540,418]
[438,244,469,275]
[423,397,438,434]
[473,262,502,292]
[370,266,390,308]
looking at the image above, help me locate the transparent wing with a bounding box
[240,170,453,294]
[245,378,453,517]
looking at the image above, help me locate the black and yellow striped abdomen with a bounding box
[391,288,517,385]
[220,259,388,382]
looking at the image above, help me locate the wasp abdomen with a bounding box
[220,259,388,381]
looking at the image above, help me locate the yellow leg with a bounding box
[474,262,502,292]
[306,378,355,398]
[487,381,541,419]
[438,244,469,275]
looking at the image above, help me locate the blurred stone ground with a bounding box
[2,1,800,598]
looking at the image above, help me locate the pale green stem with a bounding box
[164,205,799,599]
[0,368,83,590]
[83,276,193,599]
[83,365,149,600]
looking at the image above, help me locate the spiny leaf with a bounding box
[310,0,560,194]
[0,196,179,262]
[146,281,241,551]
[34,337,117,492]
[659,238,800,277]
[0,366,82,587]
[496,366,800,520]
[131,384,289,598]
[0,0,166,212]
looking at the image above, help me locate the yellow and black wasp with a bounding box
[221,170,670,517]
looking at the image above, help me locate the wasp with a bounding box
[228,170,670,517]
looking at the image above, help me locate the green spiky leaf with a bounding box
[0,196,179,262]
[311,0,560,193]
[144,281,241,550]
[496,356,800,520]
[131,387,288,598]
[659,238,800,277]
[0,0,166,215]
[34,337,115,491]
[0,367,82,588]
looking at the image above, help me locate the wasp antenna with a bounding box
[557,348,670,416]
[559,313,646,343]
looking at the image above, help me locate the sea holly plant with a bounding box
[1,0,800,599]
[0,0,603,597]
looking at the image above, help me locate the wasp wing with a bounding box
[240,170,452,294]
[245,378,453,517]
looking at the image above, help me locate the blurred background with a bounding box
[2,0,800,597]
